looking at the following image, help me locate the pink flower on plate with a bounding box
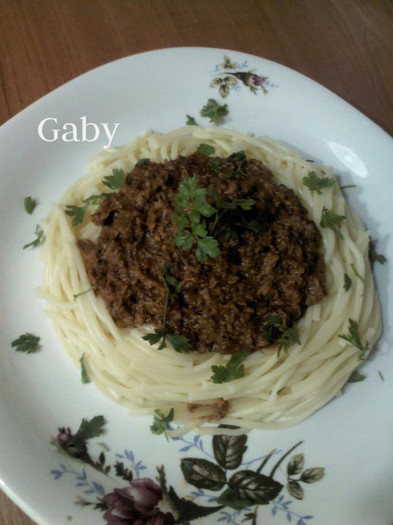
[251,74,265,87]
[103,478,174,525]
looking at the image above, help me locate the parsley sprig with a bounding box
[339,318,370,360]
[174,177,220,263]
[174,177,256,262]
[24,196,37,214]
[261,315,301,356]
[23,224,45,249]
[211,352,247,383]
[102,168,126,189]
[302,171,336,194]
[186,114,198,126]
[200,98,229,123]
[80,353,90,384]
[11,333,40,354]
[320,207,345,238]
[277,328,301,357]
[197,143,215,156]
[65,194,107,226]
[150,408,174,438]
[65,168,126,226]
[142,264,193,352]
[369,240,387,266]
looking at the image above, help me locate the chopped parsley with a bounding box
[73,286,97,300]
[339,319,369,360]
[24,196,37,214]
[197,143,215,156]
[150,408,174,437]
[227,151,247,179]
[302,171,335,194]
[200,98,228,123]
[11,333,40,354]
[186,115,198,125]
[211,352,247,383]
[65,194,107,226]
[174,176,220,263]
[320,207,345,238]
[102,168,126,190]
[23,224,45,249]
[209,158,222,173]
[80,353,90,384]
[277,328,301,357]
[369,240,387,266]
[344,273,352,291]
[378,370,384,381]
[135,158,150,166]
[174,176,256,262]
[143,329,192,353]
[65,168,126,226]
[347,370,366,383]
[142,264,192,353]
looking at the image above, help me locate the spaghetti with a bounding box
[40,127,381,435]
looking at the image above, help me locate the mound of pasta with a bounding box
[40,127,381,435]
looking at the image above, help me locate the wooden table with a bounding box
[0,1,392,523]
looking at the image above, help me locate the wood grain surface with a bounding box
[0,1,392,524]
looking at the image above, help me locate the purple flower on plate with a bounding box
[230,72,269,94]
[103,478,175,525]
[251,74,265,87]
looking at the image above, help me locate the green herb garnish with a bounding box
[73,286,97,300]
[229,151,246,162]
[260,314,281,344]
[174,177,220,263]
[347,370,366,383]
[197,143,215,156]
[378,370,384,381]
[344,273,352,291]
[277,328,301,357]
[340,184,357,190]
[211,352,247,383]
[186,115,198,126]
[209,158,222,173]
[320,207,345,238]
[150,408,174,437]
[23,224,45,249]
[102,168,126,189]
[135,158,150,166]
[11,333,40,354]
[142,264,192,352]
[226,151,247,179]
[339,319,369,360]
[24,196,37,214]
[80,353,90,384]
[369,240,387,266]
[302,171,336,194]
[65,194,107,226]
[200,98,228,123]
[65,168,125,226]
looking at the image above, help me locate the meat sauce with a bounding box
[78,151,325,354]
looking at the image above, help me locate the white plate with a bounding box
[0,47,392,525]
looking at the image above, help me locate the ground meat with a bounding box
[187,399,230,422]
[78,151,325,354]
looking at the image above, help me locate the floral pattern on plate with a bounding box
[210,55,278,98]
[51,417,325,524]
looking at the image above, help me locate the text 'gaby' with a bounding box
[38,117,120,148]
